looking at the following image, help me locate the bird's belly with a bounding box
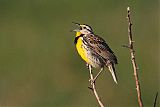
[86,54,103,68]
[76,38,103,68]
[76,38,89,63]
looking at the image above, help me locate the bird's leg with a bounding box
[86,63,89,69]
[89,66,103,84]
[93,67,103,82]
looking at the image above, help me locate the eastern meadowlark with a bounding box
[72,22,118,84]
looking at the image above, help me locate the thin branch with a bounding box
[121,44,131,48]
[88,65,105,107]
[154,92,158,107]
[126,7,144,107]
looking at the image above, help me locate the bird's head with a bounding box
[72,22,93,37]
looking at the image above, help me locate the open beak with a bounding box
[71,22,80,32]
[72,22,81,26]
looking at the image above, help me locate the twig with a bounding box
[121,44,130,48]
[126,7,143,107]
[154,92,158,107]
[88,65,105,107]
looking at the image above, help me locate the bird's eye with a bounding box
[83,27,86,29]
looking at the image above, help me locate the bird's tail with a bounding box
[108,64,118,84]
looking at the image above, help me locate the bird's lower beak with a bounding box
[72,29,80,32]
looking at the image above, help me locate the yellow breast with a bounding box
[76,37,89,63]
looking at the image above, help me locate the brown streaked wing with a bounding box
[83,34,118,64]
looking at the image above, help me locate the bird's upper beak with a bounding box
[72,22,80,26]
[72,22,81,32]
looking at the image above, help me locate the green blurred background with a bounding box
[0,0,159,107]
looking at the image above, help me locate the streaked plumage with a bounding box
[73,23,118,84]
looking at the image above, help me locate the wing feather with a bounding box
[83,34,118,65]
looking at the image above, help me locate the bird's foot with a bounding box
[89,78,95,85]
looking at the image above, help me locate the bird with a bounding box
[72,22,118,84]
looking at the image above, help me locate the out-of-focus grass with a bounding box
[0,0,159,107]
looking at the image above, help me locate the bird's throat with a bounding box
[76,32,81,37]
[74,33,84,44]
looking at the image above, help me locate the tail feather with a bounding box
[108,64,118,84]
